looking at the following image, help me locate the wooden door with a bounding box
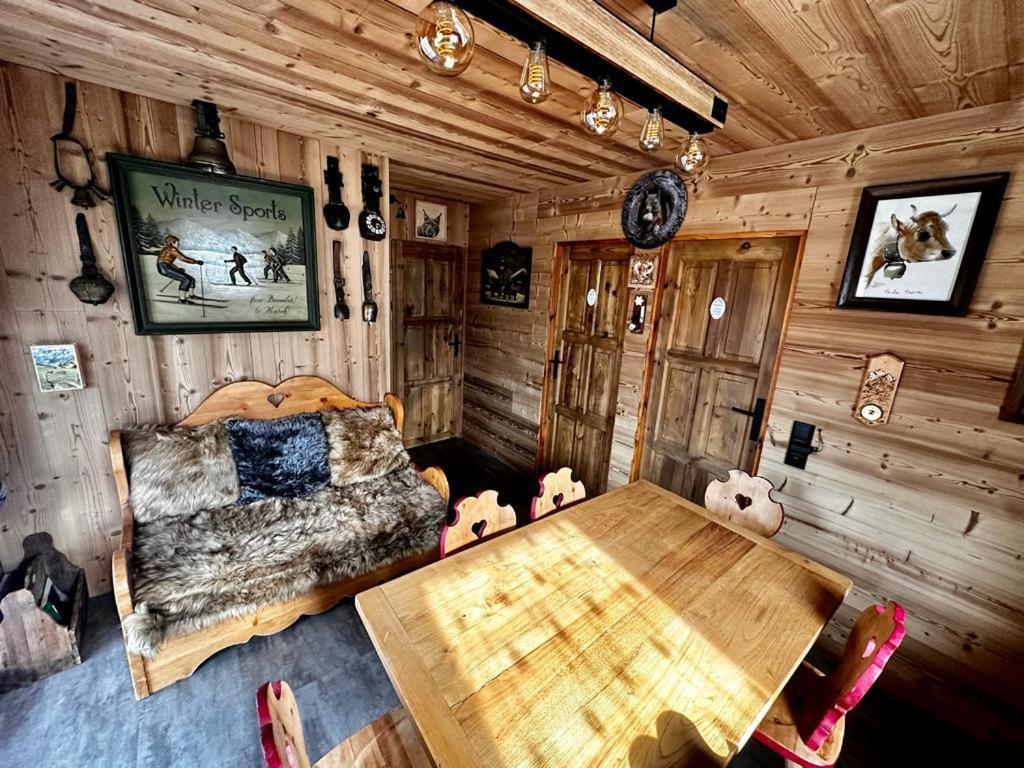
[540,241,633,495]
[638,237,799,503]
[392,240,465,446]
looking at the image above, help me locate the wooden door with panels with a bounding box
[540,241,633,495]
[638,236,800,503]
[392,240,465,446]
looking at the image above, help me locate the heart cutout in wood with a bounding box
[552,492,565,508]
[471,520,487,539]
[267,392,286,408]
[734,493,753,510]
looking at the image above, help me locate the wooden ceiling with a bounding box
[0,0,1019,202]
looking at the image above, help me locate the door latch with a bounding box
[549,349,562,380]
[448,332,461,358]
[731,397,766,441]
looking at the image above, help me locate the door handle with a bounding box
[549,350,562,381]
[448,332,461,358]
[731,397,766,441]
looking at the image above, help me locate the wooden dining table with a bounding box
[356,480,851,767]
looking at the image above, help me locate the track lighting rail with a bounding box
[456,0,727,134]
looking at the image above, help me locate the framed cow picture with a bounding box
[837,173,1008,315]
[107,154,318,335]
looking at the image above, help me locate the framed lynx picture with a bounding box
[415,200,448,242]
[107,154,319,335]
[837,173,1009,315]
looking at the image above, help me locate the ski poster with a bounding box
[107,154,319,335]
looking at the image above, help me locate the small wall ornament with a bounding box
[854,353,904,426]
[628,252,657,289]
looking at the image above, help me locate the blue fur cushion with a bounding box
[225,413,329,503]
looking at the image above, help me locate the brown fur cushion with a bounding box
[122,464,445,657]
[121,423,239,523]
[321,406,408,488]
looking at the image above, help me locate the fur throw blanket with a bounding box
[122,464,445,657]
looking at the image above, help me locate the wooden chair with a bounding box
[257,680,432,768]
[753,602,906,768]
[439,490,516,558]
[529,467,586,521]
[703,469,785,538]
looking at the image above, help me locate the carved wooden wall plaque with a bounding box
[854,353,904,426]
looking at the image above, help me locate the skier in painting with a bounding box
[270,246,291,283]
[262,249,276,281]
[224,246,252,286]
[157,234,204,304]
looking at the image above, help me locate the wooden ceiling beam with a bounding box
[483,0,728,129]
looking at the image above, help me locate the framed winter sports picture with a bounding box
[107,154,319,335]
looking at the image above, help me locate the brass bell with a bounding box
[186,100,235,175]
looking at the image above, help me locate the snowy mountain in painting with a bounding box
[160,219,271,254]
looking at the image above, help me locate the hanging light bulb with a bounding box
[675,132,710,178]
[519,41,551,104]
[639,107,664,152]
[580,79,624,137]
[415,1,475,76]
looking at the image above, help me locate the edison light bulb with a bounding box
[519,41,551,104]
[639,107,664,152]
[416,1,475,76]
[580,79,624,137]
[675,132,710,177]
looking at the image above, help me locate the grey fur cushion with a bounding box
[122,464,444,657]
[321,406,408,488]
[121,424,239,523]
[226,413,329,503]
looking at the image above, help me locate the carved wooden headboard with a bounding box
[175,375,404,431]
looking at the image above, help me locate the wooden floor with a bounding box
[408,438,536,525]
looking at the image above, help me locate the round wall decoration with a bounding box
[621,170,688,249]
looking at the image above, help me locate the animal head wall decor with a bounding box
[621,170,687,249]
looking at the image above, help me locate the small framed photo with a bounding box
[415,200,448,241]
[481,240,532,309]
[837,173,1009,315]
[30,344,85,392]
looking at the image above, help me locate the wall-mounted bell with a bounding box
[186,100,235,175]
[69,213,115,305]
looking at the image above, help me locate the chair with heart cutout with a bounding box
[530,466,586,521]
[257,679,432,768]
[439,489,517,558]
[703,468,785,538]
[753,601,906,767]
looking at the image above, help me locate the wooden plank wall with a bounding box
[465,98,1024,741]
[0,62,392,594]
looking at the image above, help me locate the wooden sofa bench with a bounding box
[109,376,448,700]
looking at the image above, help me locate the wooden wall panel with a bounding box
[465,98,1024,741]
[0,63,392,594]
